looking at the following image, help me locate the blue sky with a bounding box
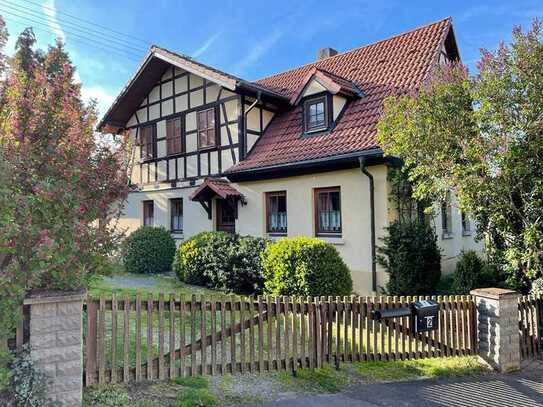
[1,0,541,118]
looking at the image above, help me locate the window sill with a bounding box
[171,231,184,239]
[442,232,454,240]
[317,236,344,245]
[266,233,287,241]
[462,231,472,237]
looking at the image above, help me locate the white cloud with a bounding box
[233,29,283,75]
[192,32,221,58]
[42,0,65,42]
[81,85,116,119]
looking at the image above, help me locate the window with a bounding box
[170,198,183,233]
[304,96,327,132]
[266,191,287,234]
[197,108,216,149]
[139,125,155,160]
[315,187,341,236]
[166,117,183,155]
[143,200,154,226]
[441,191,453,237]
[461,212,471,235]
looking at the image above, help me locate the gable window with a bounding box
[166,117,183,155]
[170,198,183,233]
[441,191,453,238]
[140,124,155,160]
[197,107,216,149]
[315,187,341,236]
[143,200,154,226]
[266,191,287,235]
[304,96,327,132]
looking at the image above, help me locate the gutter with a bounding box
[359,156,377,293]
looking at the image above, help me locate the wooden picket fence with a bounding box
[518,295,543,359]
[83,294,477,385]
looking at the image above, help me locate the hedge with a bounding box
[173,232,267,294]
[122,226,177,274]
[261,237,353,297]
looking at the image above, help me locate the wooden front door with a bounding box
[216,199,235,233]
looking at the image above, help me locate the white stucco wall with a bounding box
[118,166,483,295]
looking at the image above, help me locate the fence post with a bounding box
[470,288,521,372]
[24,289,86,407]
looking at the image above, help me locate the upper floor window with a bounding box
[197,107,216,149]
[166,117,183,155]
[170,198,183,233]
[140,124,155,160]
[441,191,453,238]
[315,187,341,236]
[266,191,287,235]
[304,96,327,132]
[143,200,154,226]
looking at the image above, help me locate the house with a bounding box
[98,18,481,294]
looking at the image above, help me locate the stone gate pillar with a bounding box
[24,289,86,407]
[470,287,521,372]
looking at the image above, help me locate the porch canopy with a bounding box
[189,177,245,219]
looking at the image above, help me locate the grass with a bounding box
[352,356,488,382]
[174,376,217,407]
[279,365,348,393]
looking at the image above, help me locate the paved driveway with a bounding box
[244,368,543,407]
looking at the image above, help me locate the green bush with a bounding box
[83,384,130,407]
[261,237,353,297]
[452,251,505,294]
[531,278,543,296]
[173,232,268,294]
[122,226,176,274]
[378,220,441,295]
[452,251,484,294]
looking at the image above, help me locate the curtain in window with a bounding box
[318,191,341,233]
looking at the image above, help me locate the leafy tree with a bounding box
[377,19,543,291]
[0,18,131,342]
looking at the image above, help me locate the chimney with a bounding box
[317,47,338,60]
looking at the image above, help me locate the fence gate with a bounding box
[518,295,543,359]
[83,294,477,386]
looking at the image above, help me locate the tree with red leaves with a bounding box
[0,17,131,339]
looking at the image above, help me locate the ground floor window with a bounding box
[461,212,471,235]
[266,191,287,234]
[143,200,154,226]
[314,187,341,236]
[441,191,453,237]
[170,198,183,233]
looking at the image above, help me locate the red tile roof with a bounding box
[189,177,244,201]
[228,18,453,173]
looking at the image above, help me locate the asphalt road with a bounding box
[242,369,543,407]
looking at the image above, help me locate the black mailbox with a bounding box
[413,300,439,333]
[371,299,439,333]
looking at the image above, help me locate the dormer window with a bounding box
[304,96,328,132]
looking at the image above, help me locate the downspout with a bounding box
[359,156,377,293]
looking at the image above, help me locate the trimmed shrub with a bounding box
[378,220,441,295]
[122,226,176,274]
[452,250,484,294]
[173,232,268,294]
[230,235,268,294]
[173,231,236,288]
[261,237,353,297]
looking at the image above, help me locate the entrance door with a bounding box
[216,199,235,233]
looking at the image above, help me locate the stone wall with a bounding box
[24,290,85,407]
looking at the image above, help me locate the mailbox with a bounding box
[412,300,439,333]
[371,299,439,333]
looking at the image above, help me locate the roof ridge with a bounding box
[254,17,452,83]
